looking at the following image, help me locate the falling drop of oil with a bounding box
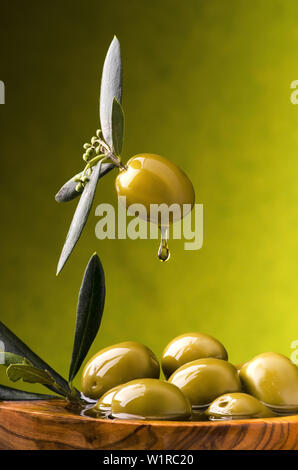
[158,227,170,262]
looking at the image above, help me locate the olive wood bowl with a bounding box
[0,399,297,450]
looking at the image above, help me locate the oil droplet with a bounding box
[158,227,170,262]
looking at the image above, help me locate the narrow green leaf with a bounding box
[112,98,124,156]
[0,384,57,401]
[99,36,122,150]
[56,162,103,275]
[0,321,71,396]
[0,351,31,367]
[55,162,115,203]
[68,253,105,382]
[7,364,55,386]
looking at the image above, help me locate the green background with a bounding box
[0,0,297,393]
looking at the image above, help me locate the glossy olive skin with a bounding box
[115,154,195,224]
[162,332,228,379]
[240,352,298,412]
[168,358,241,408]
[81,342,160,400]
[92,385,123,414]
[206,393,274,420]
[110,378,192,421]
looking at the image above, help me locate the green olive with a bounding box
[162,332,228,379]
[115,154,195,224]
[206,393,274,421]
[110,378,192,421]
[168,358,241,408]
[92,385,123,415]
[239,352,298,412]
[81,341,160,400]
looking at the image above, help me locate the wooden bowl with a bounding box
[0,399,297,450]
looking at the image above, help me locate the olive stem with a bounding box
[91,136,126,170]
[106,152,127,170]
[82,154,106,177]
[46,374,83,404]
[74,133,127,194]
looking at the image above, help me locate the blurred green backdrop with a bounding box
[0,0,298,392]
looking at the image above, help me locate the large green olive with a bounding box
[168,358,241,408]
[110,378,192,421]
[162,332,228,379]
[239,352,298,412]
[81,341,160,399]
[115,154,195,225]
[206,393,274,420]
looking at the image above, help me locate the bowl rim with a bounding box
[1,398,297,427]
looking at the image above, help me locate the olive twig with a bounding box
[74,129,126,194]
[92,137,125,169]
[82,154,106,176]
[51,378,84,405]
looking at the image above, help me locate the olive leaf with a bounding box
[55,162,115,203]
[55,172,84,203]
[0,384,57,401]
[56,161,103,275]
[0,320,71,396]
[112,98,125,156]
[55,38,123,273]
[100,36,122,151]
[0,351,31,367]
[6,364,57,387]
[68,253,105,383]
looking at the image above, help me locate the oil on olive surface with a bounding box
[0,0,298,393]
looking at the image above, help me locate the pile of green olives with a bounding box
[81,333,298,422]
